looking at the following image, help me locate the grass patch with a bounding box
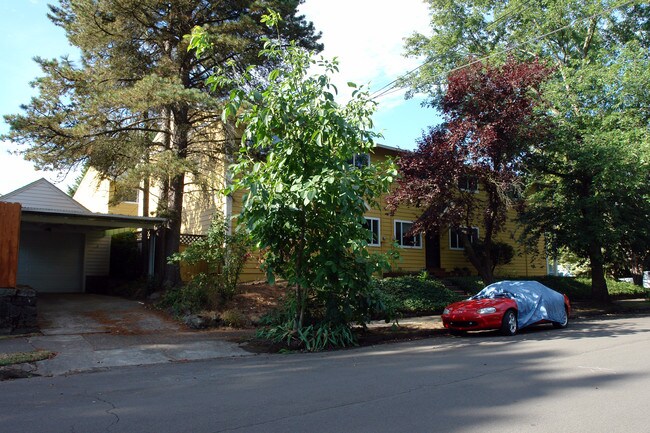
[0,350,55,367]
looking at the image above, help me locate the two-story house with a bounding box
[74,142,548,282]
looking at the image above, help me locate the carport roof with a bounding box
[1,178,165,230]
[21,208,165,229]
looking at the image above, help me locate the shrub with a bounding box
[443,276,484,294]
[220,309,250,328]
[110,231,142,280]
[158,282,208,316]
[168,212,250,311]
[373,276,462,315]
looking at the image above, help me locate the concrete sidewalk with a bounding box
[1,329,254,377]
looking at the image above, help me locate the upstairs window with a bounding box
[363,217,380,246]
[111,182,139,203]
[348,153,370,169]
[449,227,479,250]
[458,175,478,193]
[395,220,421,248]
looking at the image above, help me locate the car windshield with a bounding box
[470,290,515,300]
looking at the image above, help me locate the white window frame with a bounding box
[449,227,480,250]
[364,217,381,247]
[394,220,422,249]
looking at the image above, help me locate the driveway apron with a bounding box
[4,294,252,377]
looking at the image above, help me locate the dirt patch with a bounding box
[226,281,285,322]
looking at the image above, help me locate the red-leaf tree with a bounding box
[387,58,551,284]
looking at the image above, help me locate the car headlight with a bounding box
[477,307,497,314]
[443,308,450,315]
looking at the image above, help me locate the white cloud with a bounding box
[0,141,73,195]
[299,0,431,98]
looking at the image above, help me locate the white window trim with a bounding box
[394,219,422,249]
[365,217,381,247]
[449,227,480,250]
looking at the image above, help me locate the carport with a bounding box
[1,178,165,294]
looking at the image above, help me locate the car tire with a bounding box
[553,307,569,329]
[500,309,518,336]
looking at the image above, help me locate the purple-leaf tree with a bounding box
[387,58,551,284]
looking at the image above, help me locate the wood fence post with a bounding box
[0,202,21,288]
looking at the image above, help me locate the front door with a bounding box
[425,230,441,270]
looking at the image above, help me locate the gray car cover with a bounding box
[472,280,568,328]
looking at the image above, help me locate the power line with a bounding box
[370,0,640,101]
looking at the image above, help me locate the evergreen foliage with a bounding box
[3,0,321,286]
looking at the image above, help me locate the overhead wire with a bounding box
[369,0,640,102]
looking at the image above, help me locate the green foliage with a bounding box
[158,282,208,316]
[3,0,321,286]
[257,320,357,352]
[110,231,142,280]
[168,212,251,310]
[373,276,463,315]
[195,16,398,348]
[220,309,250,328]
[441,276,647,301]
[444,276,485,294]
[466,241,515,274]
[405,0,650,300]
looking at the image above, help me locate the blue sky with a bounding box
[0,0,441,195]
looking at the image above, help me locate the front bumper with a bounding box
[441,312,503,331]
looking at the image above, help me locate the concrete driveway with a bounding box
[38,293,182,335]
[1,294,252,377]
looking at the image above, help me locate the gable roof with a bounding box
[0,178,92,215]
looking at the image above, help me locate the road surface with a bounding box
[1,315,649,432]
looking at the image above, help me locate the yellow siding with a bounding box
[73,167,110,213]
[109,201,138,216]
[180,144,547,283]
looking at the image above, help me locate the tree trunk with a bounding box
[162,106,190,287]
[462,233,494,285]
[588,241,610,302]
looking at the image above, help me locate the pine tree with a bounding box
[3,0,321,285]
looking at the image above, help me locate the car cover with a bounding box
[473,281,567,328]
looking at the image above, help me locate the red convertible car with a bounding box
[441,280,571,336]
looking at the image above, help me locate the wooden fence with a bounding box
[0,202,21,288]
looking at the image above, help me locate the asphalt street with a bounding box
[1,315,649,433]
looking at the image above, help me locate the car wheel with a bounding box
[500,309,518,336]
[553,307,569,329]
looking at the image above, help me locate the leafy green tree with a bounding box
[190,13,397,349]
[3,0,321,285]
[168,212,251,309]
[401,0,650,301]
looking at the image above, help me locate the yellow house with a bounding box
[75,143,548,282]
[179,143,547,281]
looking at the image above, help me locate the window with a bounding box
[111,182,139,203]
[394,220,421,248]
[348,153,370,169]
[458,175,478,193]
[363,217,380,246]
[449,227,479,250]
